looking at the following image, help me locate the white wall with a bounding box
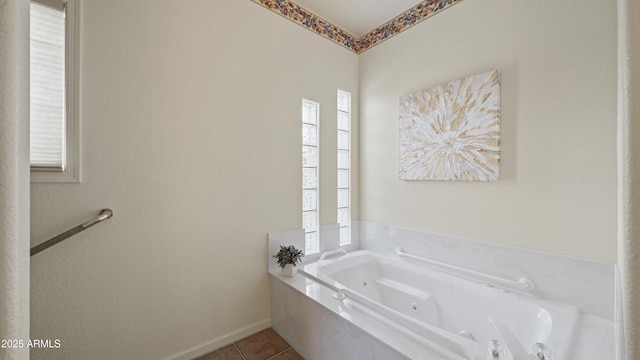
[29,1,358,359]
[359,0,618,262]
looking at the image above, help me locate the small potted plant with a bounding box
[273,245,304,277]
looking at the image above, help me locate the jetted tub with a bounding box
[299,250,578,360]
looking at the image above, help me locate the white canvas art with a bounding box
[399,70,501,181]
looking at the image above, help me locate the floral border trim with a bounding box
[356,0,463,53]
[250,0,359,51]
[250,0,464,54]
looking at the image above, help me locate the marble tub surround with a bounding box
[356,221,619,358]
[271,274,417,360]
[268,221,620,359]
[357,221,616,319]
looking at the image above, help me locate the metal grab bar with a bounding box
[298,268,477,360]
[319,248,347,260]
[395,247,535,291]
[30,209,113,256]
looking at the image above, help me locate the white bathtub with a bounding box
[299,250,578,360]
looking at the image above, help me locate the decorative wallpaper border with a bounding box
[250,0,464,54]
[357,0,463,53]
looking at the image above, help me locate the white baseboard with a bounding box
[161,319,272,360]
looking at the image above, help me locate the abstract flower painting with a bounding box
[399,70,501,181]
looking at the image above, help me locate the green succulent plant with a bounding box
[273,245,304,268]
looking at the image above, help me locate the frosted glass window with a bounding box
[337,90,351,246]
[338,112,349,132]
[305,232,317,254]
[340,227,350,244]
[338,189,349,208]
[303,211,318,232]
[338,130,349,150]
[338,208,349,227]
[302,190,317,211]
[338,169,349,188]
[302,124,317,146]
[302,100,320,254]
[338,92,350,112]
[338,150,349,170]
[302,168,317,189]
[302,146,317,167]
[303,104,318,125]
[30,0,66,169]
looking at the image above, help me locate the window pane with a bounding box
[302,190,317,211]
[338,130,349,150]
[338,112,349,131]
[302,168,317,189]
[338,93,350,112]
[303,211,318,232]
[338,189,349,207]
[302,124,317,146]
[302,103,317,124]
[338,150,349,170]
[302,146,317,167]
[339,227,351,246]
[338,208,350,227]
[338,169,349,188]
[305,232,319,254]
[30,1,66,168]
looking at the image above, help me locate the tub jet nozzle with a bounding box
[486,340,505,360]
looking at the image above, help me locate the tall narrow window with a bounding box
[302,100,320,254]
[30,0,80,182]
[337,90,351,246]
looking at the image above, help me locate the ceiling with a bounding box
[291,0,423,37]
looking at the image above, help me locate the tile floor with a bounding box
[193,328,303,360]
